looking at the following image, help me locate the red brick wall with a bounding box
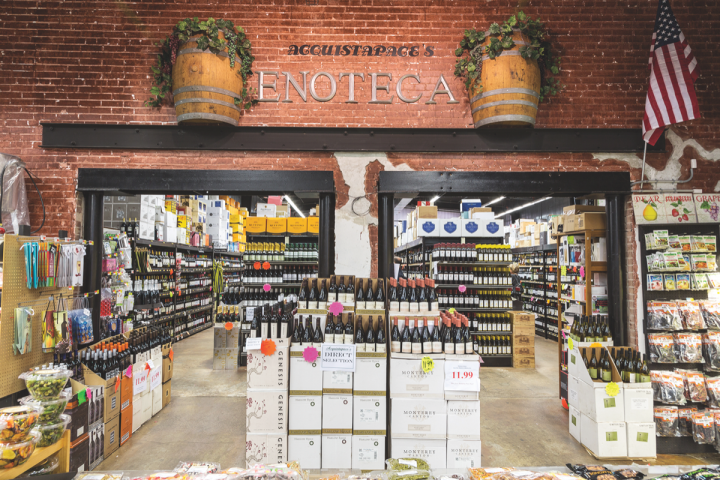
[1,0,719,348]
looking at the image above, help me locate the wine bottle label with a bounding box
[260,323,268,339]
[374,301,384,310]
[345,335,354,345]
[411,343,422,354]
[390,301,400,311]
[419,302,429,312]
[422,341,432,353]
[329,293,337,302]
[366,343,376,353]
[432,341,443,353]
[391,341,401,353]
[456,343,465,355]
[466,341,473,354]
[376,343,386,353]
[445,343,455,354]
[319,301,327,310]
[409,302,419,313]
[400,302,410,313]
[601,369,612,382]
[357,301,366,310]
[325,334,334,344]
[628,372,636,383]
[401,341,412,353]
[308,301,319,309]
[588,367,598,379]
[431,301,439,311]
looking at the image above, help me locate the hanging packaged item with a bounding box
[702,332,720,371]
[700,301,720,328]
[675,333,704,363]
[692,411,716,444]
[678,370,708,403]
[678,407,697,436]
[53,295,72,354]
[705,377,720,408]
[654,406,679,437]
[69,297,93,345]
[648,333,677,363]
[647,301,682,331]
[13,307,33,355]
[677,301,705,330]
[41,296,57,353]
[652,371,686,405]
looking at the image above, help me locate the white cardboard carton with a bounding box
[322,394,353,434]
[439,219,462,237]
[580,413,627,459]
[568,375,581,411]
[461,219,484,237]
[626,422,657,458]
[572,347,625,423]
[151,386,162,416]
[623,387,654,423]
[352,434,386,470]
[417,219,440,237]
[391,398,447,439]
[479,219,504,237]
[569,405,581,443]
[447,400,481,440]
[288,434,321,469]
[288,396,322,434]
[446,439,482,468]
[246,434,288,466]
[353,395,387,435]
[391,438,447,469]
[247,338,290,390]
[323,371,354,394]
[390,356,445,399]
[246,389,288,434]
[289,351,323,395]
[321,434,353,469]
[354,354,387,393]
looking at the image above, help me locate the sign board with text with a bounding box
[320,344,356,372]
[444,360,480,391]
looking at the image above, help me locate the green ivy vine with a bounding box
[145,17,258,111]
[454,11,563,102]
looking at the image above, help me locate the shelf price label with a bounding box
[444,360,480,391]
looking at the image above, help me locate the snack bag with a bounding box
[654,230,670,249]
[677,301,705,330]
[675,332,704,363]
[706,377,720,408]
[651,371,662,401]
[679,236,692,252]
[686,371,708,402]
[654,406,679,437]
[678,407,698,436]
[386,459,430,471]
[565,465,614,480]
[659,371,686,405]
[706,236,717,253]
[668,235,682,251]
[649,333,678,363]
[692,411,716,444]
[691,236,708,252]
[700,301,720,329]
[647,301,682,331]
[613,470,645,480]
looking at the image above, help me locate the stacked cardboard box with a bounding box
[510,312,535,368]
[567,346,655,459]
[213,323,240,370]
[65,379,90,472]
[246,338,290,467]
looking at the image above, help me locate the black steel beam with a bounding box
[82,192,103,343]
[77,168,335,194]
[319,193,335,277]
[378,171,631,196]
[606,194,626,346]
[378,193,394,280]
[41,123,664,153]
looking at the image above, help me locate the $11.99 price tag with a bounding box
[444,360,480,392]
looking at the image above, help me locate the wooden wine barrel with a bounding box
[469,30,541,128]
[172,32,244,126]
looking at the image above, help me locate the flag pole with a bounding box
[639,141,648,190]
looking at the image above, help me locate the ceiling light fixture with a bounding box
[483,196,505,207]
[284,195,306,218]
[494,197,552,219]
[430,195,441,205]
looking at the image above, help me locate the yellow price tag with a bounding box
[449,308,457,315]
[561,266,567,276]
[422,356,434,373]
[568,337,574,350]
[606,381,620,397]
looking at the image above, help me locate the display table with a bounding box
[0,430,70,480]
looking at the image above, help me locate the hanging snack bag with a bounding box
[700,302,720,329]
[686,371,708,402]
[676,332,704,363]
[654,230,670,249]
[706,377,720,408]
[679,235,692,252]
[678,407,698,436]
[660,371,686,405]
[677,273,692,290]
[664,274,676,290]
[680,255,692,272]
[668,235,682,251]
[705,236,717,253]
[695,273,710,290]
[649,333,678,363]
[708,255,718,271]
[702,332,720,371]
[651,371,662,401]
[692,255,709,271]
[654,406,679,437]
[649,253,664,272]
[677,301,705,330]
[691,236,708,252]
[709,273,720,289]
[648,274,664,291]
[664,252,681,270]
[692,411,716,444]
[647,301,682,331]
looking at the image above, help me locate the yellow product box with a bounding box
[246,217,267,233]
[165,200,177,214]
[220,195,232,204]
[308,216,319,234]
[267,218,287,234]
[232,233,243,242]
[177,215,188,229]
[238,208,249,218]
[231,223,243,234]
[287,218,308,234]
[228,206,238,216]
[230,214,242,224]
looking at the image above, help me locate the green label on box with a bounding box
[637,432,649,442]
[570,355,576,364]
[572,415,577,426]
[606,431,618,442]
[604,398,616,408]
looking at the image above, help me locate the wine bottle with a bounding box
[291,318,301,345]
[463,318,472,354]
[430,319,442,353]
[365,316,376,352]
[308,279,319,309]
[328,277,337,303]
[318,279,328,310]
[411,318,422,354]
[443,318,454,354]
[298,280,309,309]
[356,279,365,309]
[399,278,409,312]
[375,279,385,310]
[389,278,399,311]
[408,279,418,313]
[335,314,345,344]
[401,318,412,353]
[421,317,432,353]
[598,349,608,382]
[325,314,335,343]
[639,353,651,382]
[344,313,354,344]
[313,317,324,348]
[391,317,401,352]
[588,348,598,380]
[355,316,366,352]
[454,319,464,354]
[302,317,313,345]
[365,281,374,309]
[345,277,354,305]
[376,317,386,353]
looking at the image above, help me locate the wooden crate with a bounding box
[513,355,536,369]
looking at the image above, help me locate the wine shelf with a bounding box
[436,284,513,289]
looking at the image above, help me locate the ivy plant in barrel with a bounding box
[146,17,258,126]
[454,12,562,128]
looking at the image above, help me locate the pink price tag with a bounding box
[303,346,319,363]
[85,387,92,401]
[263,283,272,292]
[579,266,585,278]
[458,285,467,293]
[328,302,344,315]
[531,296,535,302]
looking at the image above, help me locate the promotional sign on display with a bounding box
[444,360,480,391]
[150,367,162,390]
[321,344,356,372]
[133,369,148,395]
[246,337,262,350]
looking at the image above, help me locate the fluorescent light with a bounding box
[495,196,552,218]
[284,195,306,218]
[483,196,505,207]
[430,195,440,205]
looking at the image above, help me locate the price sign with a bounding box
[246,337,262,350]
[133,369,148,396]
[150,367,162,390]
[444,360,480,391]
[321,343,356,372]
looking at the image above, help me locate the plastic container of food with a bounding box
[19,369,72,400]
[19,391,71,424]
[33,414,70,448]
[0,406,40,443]
[18,453,59,477]
[0,430,41,469]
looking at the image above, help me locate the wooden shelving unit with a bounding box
[512,244,559,341]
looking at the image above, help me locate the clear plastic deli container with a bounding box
[19,368,72,400]
[0,430,41,469]
[0,405,41,443]
[19,391,72,423]
[33,414,70,447]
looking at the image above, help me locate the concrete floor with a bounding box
[99,330,720,471]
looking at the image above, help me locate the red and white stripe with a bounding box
[642,33,699,145]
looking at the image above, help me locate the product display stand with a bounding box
[639,223,720,454]
[512,245,559,341]
[0,430,71,480]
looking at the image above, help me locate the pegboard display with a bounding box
[0,235,70,397]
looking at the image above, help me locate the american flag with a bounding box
[642,0,699,145]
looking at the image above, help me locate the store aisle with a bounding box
[481,337,596,466]
[98,329,247,470]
